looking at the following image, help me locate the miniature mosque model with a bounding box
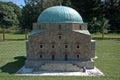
[25,6,96,72]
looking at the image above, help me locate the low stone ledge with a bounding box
[16,66,104,76]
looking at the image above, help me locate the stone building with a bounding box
[25,6,96,72]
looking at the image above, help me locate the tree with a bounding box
[0,1,21,40]
[101,0,120,33]
[0,3,19,28]
[89,17,101,33]
[100,18,110,39]
[22,0,46,30]
[70,0,120,33]
[6,2,22,27]
[70,0,101,22]
[0,2,22,28]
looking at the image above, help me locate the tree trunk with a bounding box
[102,26,104,39]
[25,28,28,40]
[3,28,5,41]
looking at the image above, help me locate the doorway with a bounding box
[65,55,68,61]
[52,55,55,60]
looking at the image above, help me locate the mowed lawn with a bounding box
[0,33,120,40]
[0,40,120,80]
[91,33,120,38]
[0,33,26,40]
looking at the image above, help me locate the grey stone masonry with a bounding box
[25,22,96,71]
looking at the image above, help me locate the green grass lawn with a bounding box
[0,40,120,80]
[91,33,120,38]
[0,33,26,40]
[0,33,120,40]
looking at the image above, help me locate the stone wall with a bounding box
[25,60,94,71]
[91,40,96,58]
[33,23,88,31]
[27,23,92,60]
[25,23,95,71]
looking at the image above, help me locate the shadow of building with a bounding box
[0,56,25,74]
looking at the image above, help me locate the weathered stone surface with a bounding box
[25,22,96,71]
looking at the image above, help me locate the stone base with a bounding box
[25,60,94,72]
[16,66,104,76]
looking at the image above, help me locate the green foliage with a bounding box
[0,40,120,80]
[22,0,72,30]
[70,0,101,21]
[6,2,22,26]
[101,0,120,33]
[0,4,18,28]
[71,0,120,33]
[89,17,110,33]
[0,1,21,28]
[89,17,101,33]
[22,0,45,29]
[1,0,120,33]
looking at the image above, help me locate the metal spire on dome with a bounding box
[59,0,62,6]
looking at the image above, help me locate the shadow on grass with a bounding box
[0,56,26,74]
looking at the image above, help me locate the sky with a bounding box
[0,0,25,7]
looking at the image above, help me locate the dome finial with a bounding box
[59,0,62,6]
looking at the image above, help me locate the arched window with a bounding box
[57,32,62,39]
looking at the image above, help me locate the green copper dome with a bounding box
[37,6,83,23]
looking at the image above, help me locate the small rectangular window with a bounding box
[79,25,81,30]
[52,45,55,48]
[40,55,42,58]
[59,35,62,39]
[40,44,43,48]
[52,55,55,60]
[77,45,79,48]
[65,45,68,48]
[77,55,79,58]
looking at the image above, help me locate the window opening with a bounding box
[77,45,79,48]
[52,45,55,48]
[65,45,68,48]
[52,55,55,60]
[40,55,42,58]
[79,25,81,30]
[65,55,68,61]
[77,55,80,58]
[40,44,43,48]
[59,35,62,39]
